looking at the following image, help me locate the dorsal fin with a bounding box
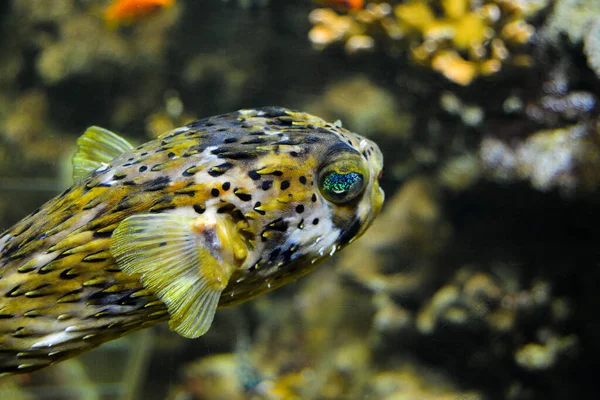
[72,126,134,181]
[110,213,242,338]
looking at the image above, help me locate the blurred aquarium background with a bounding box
[0,0,599,399]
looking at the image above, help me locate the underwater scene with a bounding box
[0,0,599,399]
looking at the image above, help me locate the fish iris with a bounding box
[320,171,364,203]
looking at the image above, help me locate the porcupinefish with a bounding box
[0,107,384,375]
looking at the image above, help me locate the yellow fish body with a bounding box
[0,107,384,375]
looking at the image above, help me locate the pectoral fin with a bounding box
[110,213,240,338]
[72,126,134,181]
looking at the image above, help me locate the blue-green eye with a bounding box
[319,170,365,203]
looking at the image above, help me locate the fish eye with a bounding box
[318,159,367,204]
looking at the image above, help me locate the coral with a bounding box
[515,333,578,371]
[480,123,600,193]
[542,0,600,45]
[584,17,600,79]
[367,367,484,400]
[308,0,548,85]
[415,267,555,335]
[168,268,484,400]
[437,153,482,191]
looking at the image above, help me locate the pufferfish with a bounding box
[0,107,384,375]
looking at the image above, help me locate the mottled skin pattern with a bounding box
[0,107,384,375]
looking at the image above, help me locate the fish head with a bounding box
[216,107,384,305]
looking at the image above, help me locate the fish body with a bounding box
[104,0,175,26]
[0,107,383,375]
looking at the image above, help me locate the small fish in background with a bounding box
[314,0,365,12]
[0,107,384,375]
[104,0,175,27]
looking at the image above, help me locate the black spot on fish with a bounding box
[271,170,283,177]
[58,288,84,303]
[269,248,281,262]
[280,180,290,190]
[222,182,231,191]
[281,244,298,263]
[267,218,288,232]
[261,180,273,190]
[248,170,261,181]
[218,203,236,214]
[83,252,110,262]
[211,188,220,197]
[145,176,171,192]
[274,138,301,146]
[6,285,22,297]
[208,162,234,177]
[87,291,128,307]
[193,204,206,214]
[290,151,299,157]
[224,137,237,144]
[295,204,304,213]
[59,269,79,280]
[221,151,260,160]
[183,166,198,177]
[139,166,148,172]
[338,219,362,247]
[253,201,265,215]
[311,194,317,202]
[312,218,319,225]
[113,173,127,180]
[235,191,252,202]
[242,137,268,145]
[149,202,177,212]
[248,259,261,272]
[299,176,307,184]
[297,219,304,229]
[168,152,176,158]
[93,231,113,239]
